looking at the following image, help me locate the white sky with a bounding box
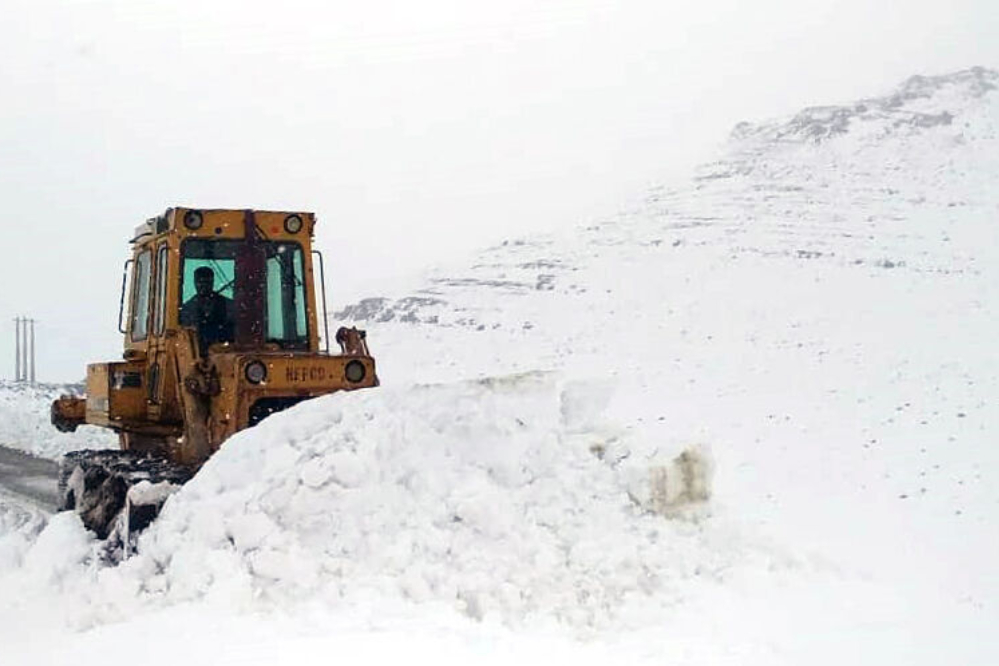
[1,0,997,381]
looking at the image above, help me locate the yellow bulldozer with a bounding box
[51,207,378,544]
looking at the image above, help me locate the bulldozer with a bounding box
[51,207,378,545]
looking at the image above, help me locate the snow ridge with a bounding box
[333,67,999,331]
[729,66,997,147]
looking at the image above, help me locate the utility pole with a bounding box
[12,316,37,385]
[30,319,36,384]
[22,318,29,383]
[14,317,21,382]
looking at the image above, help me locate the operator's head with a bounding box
[193,266,215,297]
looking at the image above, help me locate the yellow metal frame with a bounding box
[79,206,377,466]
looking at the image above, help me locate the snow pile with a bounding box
[0,373,738,641]
[126,373,722,629]
[0,381,115,458]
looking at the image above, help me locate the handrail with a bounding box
[118,259,134,334]
[312,250,331,354]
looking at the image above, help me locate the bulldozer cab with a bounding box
[123,208,323,357]
[53,207,376,467]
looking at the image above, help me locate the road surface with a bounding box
[0,445,59,512]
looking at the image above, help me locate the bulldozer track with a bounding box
[0,445,60,513]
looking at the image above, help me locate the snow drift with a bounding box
[0,373,724,635]
[0,381,115,458]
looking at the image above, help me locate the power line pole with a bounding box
[14,317,21,382]
[22,318,29,383]
[30,319,36,385]
[12,316,37,385]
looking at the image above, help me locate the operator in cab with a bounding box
[180,266,234,352]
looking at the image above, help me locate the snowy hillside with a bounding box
[338,67,997,333]
[1,67,997,665]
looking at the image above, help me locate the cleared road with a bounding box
[0,445,60,512]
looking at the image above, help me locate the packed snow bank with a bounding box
[0,381,115,459]
[0,373,740,638]
[134,372,720,630]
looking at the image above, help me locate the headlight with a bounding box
[284,214,303,234]
[245,361,268,384]
[344,360,366,383]
[183,210,203,230]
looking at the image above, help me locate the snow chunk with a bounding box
[126,480,180,508]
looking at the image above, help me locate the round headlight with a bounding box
[245,361,268,384]
[344,360,366,383]
[284,214,303,234]
[184,210,203,230]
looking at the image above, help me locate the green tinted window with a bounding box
[265,244,307,343]
[181,259,235,304]
[179,239,308,350]
[179,241,238,349]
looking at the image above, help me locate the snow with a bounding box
[126,479,181,507]
[0,492,47,571]
[0,381,116,458]
[134,375,720,627]
[1,67,998,664]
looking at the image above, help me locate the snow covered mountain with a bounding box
[337,66,997,332]
[1,67,997,665]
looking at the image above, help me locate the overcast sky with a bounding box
[1,0,997,381]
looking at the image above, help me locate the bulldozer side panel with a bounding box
[108,361,148,423]
[152,331,184,424]
[204,353,243,448]
[85,363,111,426]
[85,361,148,427]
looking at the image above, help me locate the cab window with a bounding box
[153,245,169,335]
[265,244,308,345]
[180,246,236,303]
[179,240,236,349]
[179,239,308,350]
[130,250,152,341]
